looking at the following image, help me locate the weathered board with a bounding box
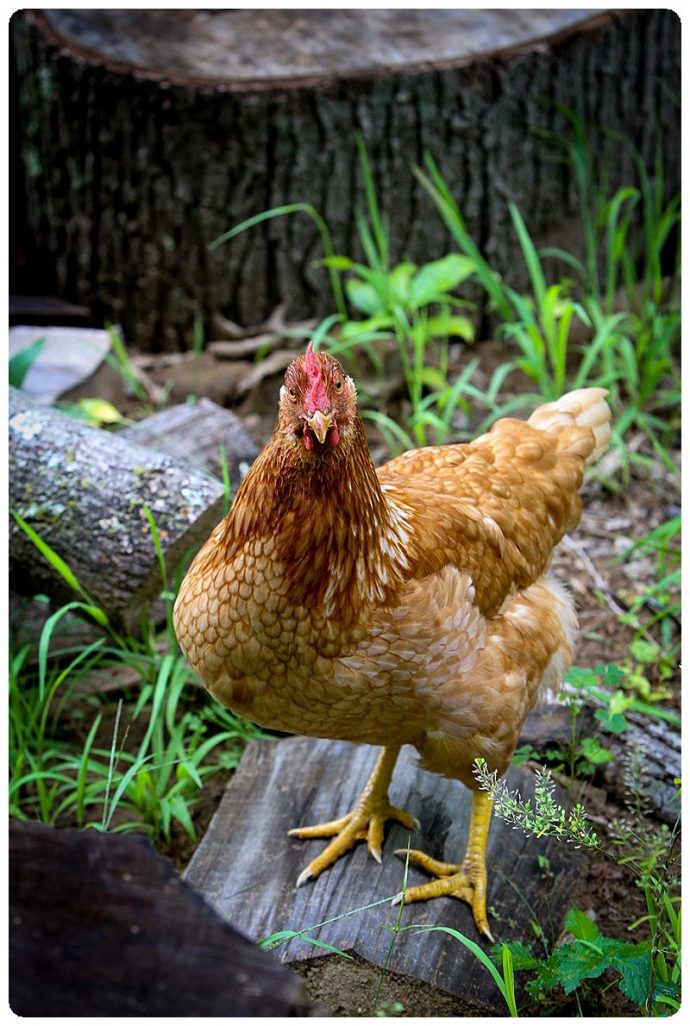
[9,820,318,1017]
[185,736,585,1014]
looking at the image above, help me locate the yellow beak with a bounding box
[307,410,333,445]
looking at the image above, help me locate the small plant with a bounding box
[415,155,630,404]
[474,761,598,849]
[503,905,673,1013]
[212,133,510,454]
[537,105,681,455]
[474,754,680,1015]
[565,663,680,732]
[320,135,479,448]
[414,114,681,480]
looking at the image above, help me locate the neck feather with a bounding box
[227,416,411,619]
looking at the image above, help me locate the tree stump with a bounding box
[185,736,586,1016]
[10,9,680,350]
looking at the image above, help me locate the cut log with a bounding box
[10,9,680,350]
[9,820,319,1016]
[185,736,585,1015]
[9,387,224,632]
[118,396,261,488]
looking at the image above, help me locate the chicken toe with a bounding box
[289,745,418,884]
[394,790,494,940]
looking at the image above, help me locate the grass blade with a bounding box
[406,924,518,1016]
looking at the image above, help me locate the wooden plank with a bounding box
[9,820,319,1016]
[185,736,585,1014]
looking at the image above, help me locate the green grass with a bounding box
[9,514,266,844]
[9,616,264,840]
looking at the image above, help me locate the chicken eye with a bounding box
[334,379,343,392]
[288,387,297,401]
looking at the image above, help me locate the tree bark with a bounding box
[10,9,680,351]
[9,388,224,633]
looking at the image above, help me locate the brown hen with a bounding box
[174,342,611,938]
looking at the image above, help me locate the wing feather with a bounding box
[377,416,590,615]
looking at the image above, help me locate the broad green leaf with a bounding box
[550,942,608,995]
[609,945,652,1006]
[426,313,475,341]
[388,261,417,303]
[340,314,395,339]
[578,737,614,765]
[346,277,384,316]
[408,254,476,309]
[565,907,600,942]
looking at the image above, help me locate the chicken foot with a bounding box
[394,790,494,940]
[289,745,419,886]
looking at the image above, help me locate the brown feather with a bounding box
[173,352,610,785]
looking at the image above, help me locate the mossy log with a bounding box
[10,9,680,350]
[9,387,225,632]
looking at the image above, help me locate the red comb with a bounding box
[304,340,329,411]
[305,340,319,378]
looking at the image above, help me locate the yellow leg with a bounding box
[395,790,495,940]
[289,745,419,886]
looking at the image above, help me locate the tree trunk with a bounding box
[9,388,224,633]
[10,9,680,351]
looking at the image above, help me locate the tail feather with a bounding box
[528,388,611,465]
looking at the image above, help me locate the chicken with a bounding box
[174,341,611,938]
